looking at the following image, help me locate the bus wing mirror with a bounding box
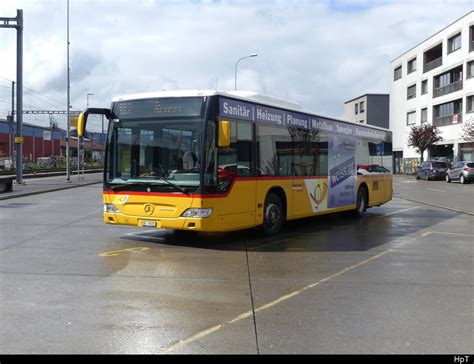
[218,120,231,148]
[77,108,113,137]
[77,113,86,137]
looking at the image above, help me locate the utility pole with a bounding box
[66,0,71,182]
[8,81,15,164]
[0,9,23,184]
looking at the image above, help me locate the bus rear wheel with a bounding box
[263,193,283,236]
[353,186,368,217]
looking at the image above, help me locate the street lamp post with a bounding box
[234,53,258,91]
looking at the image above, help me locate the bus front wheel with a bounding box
[353,186,368,218]
[263,194,283,236]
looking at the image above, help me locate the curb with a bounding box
[0,180,102,201]
[0,169,103,179]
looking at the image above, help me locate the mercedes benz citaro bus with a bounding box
[77,90,392,235]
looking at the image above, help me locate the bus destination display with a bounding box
[115,97,204,119]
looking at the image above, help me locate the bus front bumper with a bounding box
[103,212,219,232]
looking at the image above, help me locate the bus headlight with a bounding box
[104,203,121,213]
[181,208,213,218]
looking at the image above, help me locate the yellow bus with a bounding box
[78,91,392,235]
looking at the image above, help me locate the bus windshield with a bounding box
[106,97,206,190]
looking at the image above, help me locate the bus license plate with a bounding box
[142,220,157,227]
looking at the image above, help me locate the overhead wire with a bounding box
[0,75,65,109]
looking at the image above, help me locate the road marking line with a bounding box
[99,247,150,257]
[426,188,445,193]
[430,231,474,237]
[421,232,432,237]
[157,249,391,354]
[227,311,254,324]
[378,206,419,218]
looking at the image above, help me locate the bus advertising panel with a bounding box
[328,132,356,208]
[219,97,388,209]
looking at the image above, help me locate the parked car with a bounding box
[445,161,474,184]
[218,164,251,179]
[415,160,448,181]
[357,164,390,175]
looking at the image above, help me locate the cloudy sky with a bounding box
[0,0,473,131]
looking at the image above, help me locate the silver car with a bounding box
[446,161,474,184]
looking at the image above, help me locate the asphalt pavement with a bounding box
[393,174,474,215]
[0,176,472,354]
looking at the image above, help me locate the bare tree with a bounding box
[462,117,474,142]
[407,124,443,163]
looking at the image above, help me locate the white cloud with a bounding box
[0,0,473,130]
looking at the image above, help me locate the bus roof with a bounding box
[111,90,391,134]
[111,90,300,109]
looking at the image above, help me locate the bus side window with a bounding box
[257,124,292,176]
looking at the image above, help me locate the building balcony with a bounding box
[424,57,442,73]
[433,113,462,127]
[433,80,463,98]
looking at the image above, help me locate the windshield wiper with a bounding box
[108,180,189,194]
[157,178,189,195]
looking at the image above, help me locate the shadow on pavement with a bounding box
[120,206,457,253]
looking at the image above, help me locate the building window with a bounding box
[470,26,474,52]
[407,58,417,74]
[434,66,463,88]
[359,101,365,113]
[448,32,462,54]
[394,66,402,80]
[424,43,443,73]
[407,111,416,125]
[468,61,474,79]
[421,80,428,95]
[433,65,463,98]
[433,99,463,126]
[421,108,428,123]
[355,103,359,114]
[407,84,416,100]
[467,96,474,113]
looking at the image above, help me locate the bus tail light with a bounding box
[181,208,213,218]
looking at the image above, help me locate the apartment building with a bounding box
[344,94,389,128]
[390,11,474,167]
